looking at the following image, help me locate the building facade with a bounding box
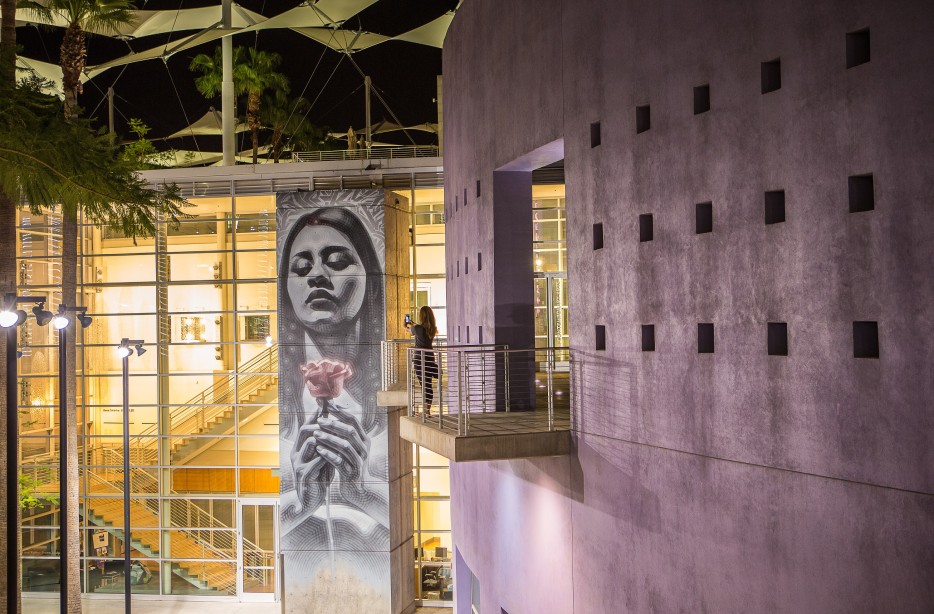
[442,1,934,612]
[16,158,457,608]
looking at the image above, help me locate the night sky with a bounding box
[16,0,453,152]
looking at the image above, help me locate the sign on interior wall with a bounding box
[277,190,390,613]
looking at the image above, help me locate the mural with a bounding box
[277,190,390,611]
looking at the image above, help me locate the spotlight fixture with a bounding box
[117,338,146,358]
[32,303,53,326]
[75,309,93,328]
[0,309,26,328]
[52,309,70,330]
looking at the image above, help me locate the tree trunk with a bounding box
[60,24,87,120]
[0,0,15,86]
[0,0,18,610]
[272,128,283,163]
[60,213,81,614]
[0,191,19,612]
[248,91,261,164]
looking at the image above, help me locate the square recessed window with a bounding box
[466,326,470,343]
[694,84,710,115]
[698,323,715,353]
[464,187,468,207]
[848,174,874,212]
[476,179,481,198]
[696,202,713,234]
[765,190,786,225]
[846,29,870,68]
[477,252,482,271]
[464,256,469,275]
[853,321,879,358]
[641,325,655,352]
[456,261,460,277]
[595,325,606,351]
[478,326,483,344]
[636,105,651,133]
[768,322,788,356]
[455,194,459,211]
[590,121,601,148]
[639,214,654,242]
[762,59,782,94]
[593,223,604,250]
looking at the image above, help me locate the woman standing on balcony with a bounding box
[405,305,438,414]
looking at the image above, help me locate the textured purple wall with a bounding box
[443,0,934,612]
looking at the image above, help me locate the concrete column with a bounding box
[492,171,534,351]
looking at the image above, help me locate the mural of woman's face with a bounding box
[287,223,366,329]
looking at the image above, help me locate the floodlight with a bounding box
[52,314,70,330]
[0,309,26,328]
[134,344,146,356]
[76,312,93,328]
[32,303,53,326]
[117,346,132,358]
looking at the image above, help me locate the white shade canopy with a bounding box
[165,108,250,140]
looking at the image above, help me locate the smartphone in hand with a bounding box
[404,314,412,326]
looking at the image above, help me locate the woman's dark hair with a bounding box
[278,206,385,437]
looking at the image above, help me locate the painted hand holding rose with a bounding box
[291,360,371,511]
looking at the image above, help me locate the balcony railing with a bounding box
[292,145,440,163]
[380,337,449,391]
[407,346,572,437]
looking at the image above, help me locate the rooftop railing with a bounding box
[292,145,440,163]
[407,346,572,436]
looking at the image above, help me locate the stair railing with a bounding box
[130,345,278,456]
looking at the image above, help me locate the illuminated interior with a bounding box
[15,177,562,604]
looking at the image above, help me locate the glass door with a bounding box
[534,274,569,348]
[237,499,279,602]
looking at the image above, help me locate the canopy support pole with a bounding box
[365,74,372,151]
[221,0,235,166]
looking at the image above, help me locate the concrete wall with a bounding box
[442,1,934,612]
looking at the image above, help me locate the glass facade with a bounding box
[532,185,569,350]
[15,170,454,603]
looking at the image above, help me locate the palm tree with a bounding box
[260,91,334,162]
[15,4,136,611]
[0,85,186,613]
[190,45,290,164]
[20,0,135,121]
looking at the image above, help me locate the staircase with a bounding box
[22,346,280,596]
[81,464,270,595]
[136,346,279,465]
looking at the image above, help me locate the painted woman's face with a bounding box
[287,223,366,329]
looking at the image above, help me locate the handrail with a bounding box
[380,336,448,391]
[407,346,572,436]
[136,345,278,444]
[291,145,439,163]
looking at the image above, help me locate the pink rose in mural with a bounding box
[300,360,353,400]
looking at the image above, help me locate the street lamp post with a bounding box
[52,305,92,614]
[1,293,53,614]
[117,338,144,614]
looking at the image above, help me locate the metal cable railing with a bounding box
[407,346,572,436]
[292,145,439,163]
[381,337,448,391]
